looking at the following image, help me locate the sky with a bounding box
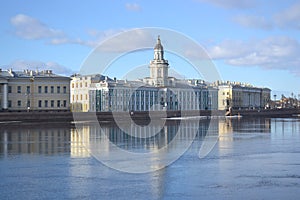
[1,0,300,98]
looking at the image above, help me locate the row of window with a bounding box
[8,100,67,108]
[7,86,68,94]
[72,94,89,101]
[38,100,67,108]
[71,82,88,88]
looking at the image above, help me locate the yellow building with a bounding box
[213,81,271,110]
[0,69,70,111]
[70,74,111,112]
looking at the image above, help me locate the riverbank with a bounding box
[229,108,300,118]
[0,108,299,123]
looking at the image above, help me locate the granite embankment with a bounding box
[229,108,300,118]
[0,108,299,124]
[0,110,223,123]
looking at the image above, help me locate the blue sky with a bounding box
[1,0,300,98]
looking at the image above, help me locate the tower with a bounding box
[149,36,169,87]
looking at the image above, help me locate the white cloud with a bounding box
[10,14,65,40]
[207,39,251,59]
[125,3,141,11]
[95,29,154,52]
[9,14,153,52]
[233,15,273,30]
[197,0,256,9]
[274,2,300,30]
[207,36,300,76]
[2,60,75,75]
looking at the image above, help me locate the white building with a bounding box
[0,69,70,111]
[86,36,218,112]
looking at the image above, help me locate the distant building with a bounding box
[212,81,271,110]
[0,69,70,111]
[70,74,112,112]
[72,36,218,112]
[89,79,218,112]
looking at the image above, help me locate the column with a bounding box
[2,83,8,110]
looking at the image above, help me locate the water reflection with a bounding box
[0,125,71,157]
[0,118,275,158]
[1,117,300,199]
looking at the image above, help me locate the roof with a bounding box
[0,69,69,79]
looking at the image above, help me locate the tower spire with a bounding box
[148,36,169,87]
[154,35,164,60]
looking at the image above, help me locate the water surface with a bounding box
[1,118,300,199]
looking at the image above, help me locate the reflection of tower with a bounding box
[149,36,169,87]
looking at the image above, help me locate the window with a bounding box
[38,100,42,108]
[8,86,12,93]
[63,100,67,107]
[45,86,48,93]
[8,100,12,108]
[51,86,54,93]
[27,101,30,107]
[57,86,60,93]
[57,100,61,107]
[80,94,83,100]
[17,86,21,93]
[38,86,42,93]
[72,83,74,88]
[63,86,67,94]
[17,100,21,107]
[45,100,48,108]
[85,82,87,87]
[80,83,82,88]
[26,86,30,94]
[157,68,161,78]
[51,100,54,108]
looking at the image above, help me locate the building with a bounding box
[0,69,70,111]
[213,81,271,110]
[70,74,112,112]
[73,36,218,112]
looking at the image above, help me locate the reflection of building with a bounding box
[72,36,218,112]
[213,81,271,110]
[70,126,91,157]
[77,120,204,151]
[0,69,70,111]
[0,127,70,156]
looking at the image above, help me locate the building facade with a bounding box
[78,36,218,112]
[213,81,271,110]
[0,69,70,111]
[70,74,112,112]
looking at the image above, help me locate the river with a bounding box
[1,117,300,199]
